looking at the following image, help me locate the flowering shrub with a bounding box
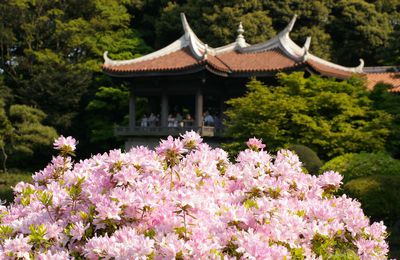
[0,132,389,259]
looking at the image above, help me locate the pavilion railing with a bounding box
[115,125,222,137]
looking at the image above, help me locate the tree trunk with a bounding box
[1,145,7,173]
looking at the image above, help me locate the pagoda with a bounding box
[103,13,400,148]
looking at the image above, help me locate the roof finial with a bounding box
[236,22,246,47]
[238,22,244,35]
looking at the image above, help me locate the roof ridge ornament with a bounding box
[236,22,247,48]
[284,15,297,34]
[355,59,365,73]
[181,13,192,40]
[304,36,311,51]
[103,51,116,66]
[180,13,205,60]
[302,36,312,61]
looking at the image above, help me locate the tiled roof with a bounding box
[306,59,354,79]
[214,49,298,73]
[365,73,400,92]
[103,48,300,75]
[102,47,200,73]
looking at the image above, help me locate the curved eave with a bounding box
[102,64,204,78]
[306,54,364,74]
[104,36,190,67]
[103,60,307,78]
[306,60,358,80]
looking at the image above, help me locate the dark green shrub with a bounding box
[343,175,400,225]
[344,175,400,258]
[288,144,323,175]
[320,152,400,182]
[0,171,32,204]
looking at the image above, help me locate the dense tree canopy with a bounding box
[328,0,392,65]
[224,73,392,159]
[0,0,151,164]
[370,83,400,158]
[0,0,149,131]
[0,101,57,172]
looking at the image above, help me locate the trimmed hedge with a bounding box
[288,144,323,175]
[320,152,400,182]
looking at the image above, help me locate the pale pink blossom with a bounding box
[70,221,89,241]
[246,137,266,150]
[181,130,203,149]
[0,132,389,259]
[4,234,31,259]
[317,170,343,189]
[53,135,77,151]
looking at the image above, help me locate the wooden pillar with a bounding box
[129,91,136,128]
[219,94,225,118]
[161,91,169,127]
[195,86,203,127]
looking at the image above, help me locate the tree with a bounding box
[0,104,57,172]
[224,73,392,159]
[328,0,392,66]
[8,105,57,156]
[0,99,12,173]
[0,77,12,172]
[0,0,150,132]
[85,84,151,152]
[85,85,130,151]
[370,83,400,158]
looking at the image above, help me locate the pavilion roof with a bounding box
[103,13,400,91]
[364,70,400,92]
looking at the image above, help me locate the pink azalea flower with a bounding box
[53,135,77,152]
[317,171,343,189]
[0,132,389,259]
[246,137,266,151]
[70,221,89,241]
[181,130,203,149]
[36,250,70,260]
[156,136,187,156]
[4,234,31,259]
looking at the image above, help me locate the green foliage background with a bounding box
[224,73,392,159]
